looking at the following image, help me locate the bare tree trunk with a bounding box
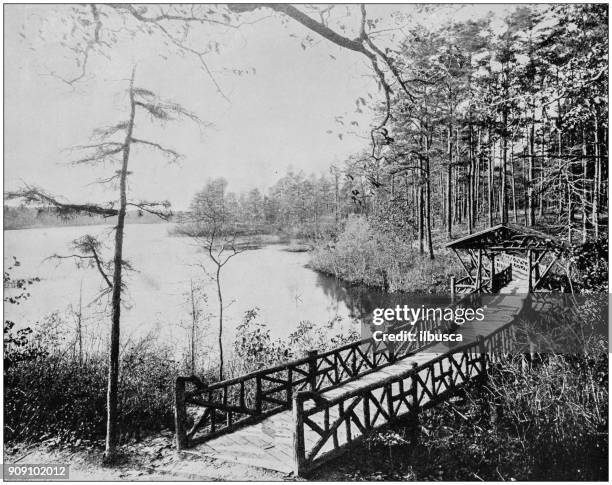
[104,67,136,462]
[190,279,197,374]
[501,111,508,224]
[581,127,588,242]
[425,134,434,260]
[510,144,517,223]
[440,171,445,230]
[487,128,493,227]
[216,266,224,381]
[455,127,461,224]
[334,170,339,229]
[476,128,481,223]
[360,179,367,215]
[77,280,83,365]
[557,130,563,213]
[592,116,600,239]
[527,117,535,226]
[538,132,544,218]
[447,124,453,238]
[567,178,573,243]
[468,123,474,233]
[522,138,528,225]
[418,152,424,255]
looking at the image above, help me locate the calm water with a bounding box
[5,223,453,358]
[5,223,423,354]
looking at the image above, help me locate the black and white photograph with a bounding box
[3,2,609,481]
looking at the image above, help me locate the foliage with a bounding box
[4,320,179,445]
[4,258,41,370]
[172,171,353,241]
[310,215,460,292]
[232,308,291,371]
[335,4,608,249]
[231,308,358,376]
[567,237,608,292]
[4,261,179,445]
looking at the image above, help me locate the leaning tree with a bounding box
[7,67,207,461]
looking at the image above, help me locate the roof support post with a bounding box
[452,248,474,282]
[534,251,559,290]
[489,253,496,292]
[477,249,483,292]
[527,249,533,292]
[533,250,541,284]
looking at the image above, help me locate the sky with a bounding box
[4,4,515,210]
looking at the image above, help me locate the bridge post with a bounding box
[307,350,318,391]
[449,275,455,301]
[174,377,188,450]
[477,335,487,381]
[410,363,420,445]
[292,393,306,476]
[255,375,262,414]
[388,340,396,363]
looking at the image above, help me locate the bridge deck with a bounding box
[193,292,527,474]
[194,351,437,473]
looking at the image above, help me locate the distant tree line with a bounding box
[178,171,362,239]
[3,206,170,230]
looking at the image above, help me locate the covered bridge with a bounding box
[446,223,566,294]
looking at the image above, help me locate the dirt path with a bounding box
[5,433,297,481]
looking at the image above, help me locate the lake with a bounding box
[4,223,399,357]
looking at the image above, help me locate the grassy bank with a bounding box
[4,308,357,449]
[4,333,179,446]
[309,215,461,293]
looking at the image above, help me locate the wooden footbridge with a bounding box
[173,224,564,476]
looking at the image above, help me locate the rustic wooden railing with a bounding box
[497,253,528,277]
[451,275,478,294]
[292,322,516,474]
[174,303,475,447]
[451,274,495,294]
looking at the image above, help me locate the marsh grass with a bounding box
[311,345,608,481]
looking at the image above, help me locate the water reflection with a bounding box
[314,271,454,328]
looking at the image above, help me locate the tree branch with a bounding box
[126,200,173,220]
[5,186,118,217]
[130,137,181,163]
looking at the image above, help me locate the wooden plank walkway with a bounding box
[194,352,437,473]
[192,291,528,474]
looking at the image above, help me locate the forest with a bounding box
[270,5,609,261]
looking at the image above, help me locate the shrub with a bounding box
[309,215,460,292]
[567,237,608,292]
[313,350,607,481]
[479,353,608,480]
[231,309,359,376]
[4,329,180,445]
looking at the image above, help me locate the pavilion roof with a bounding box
[445,223,565,251]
